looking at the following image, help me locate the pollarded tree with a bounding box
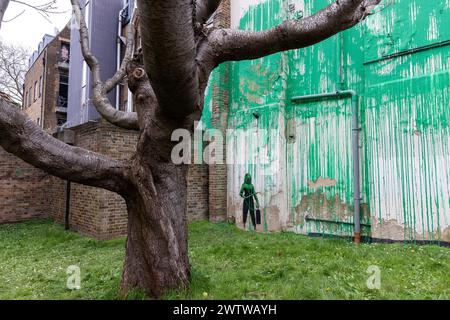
[0,0,380,297]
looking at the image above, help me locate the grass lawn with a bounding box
[0,219,448,300]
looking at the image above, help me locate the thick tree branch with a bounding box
[71,0,139,130]
[196,0,221,25]
[0,0,10,29]
[104,15,137,93]
[0,97,130,193]
[206,0,380,64]
[126,50,158,131]
[137,0,200,118]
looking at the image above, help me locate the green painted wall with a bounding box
[203,0,450,242]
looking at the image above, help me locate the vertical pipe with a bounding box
[351,94,361,244]
[339,32,345,90]
[291,90,361,244]
[337,31,361,244]
[336,32,345,91]
[65,180,71,230]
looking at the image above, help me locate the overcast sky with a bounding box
[0,0,73,51]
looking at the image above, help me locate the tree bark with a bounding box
[120,160,190,297]
[118,56,201,298]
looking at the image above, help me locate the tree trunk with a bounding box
[120,159,190,298]
[117,54,202,298]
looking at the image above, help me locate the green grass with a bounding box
[0,220,448,300]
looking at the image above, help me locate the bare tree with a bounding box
[0,0,380,297]
[0,0,65,104]
[1,1,64,26]
[0,41,28,104]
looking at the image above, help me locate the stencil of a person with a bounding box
[239,173,260,230]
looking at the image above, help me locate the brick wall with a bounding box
[187,164,209,221]
[0,148,52,224]
[48,120,138,239]
[0,4,230,237]
[49,119,209,239]
[208,0,231,222]
[0,118,210,239]
[23,25,71,131]
[214,0,230,28]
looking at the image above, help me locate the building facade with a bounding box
[22,26,71,131]
[67,0,133,128]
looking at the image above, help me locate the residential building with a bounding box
[22,25,71,131]
[67,0,135,128]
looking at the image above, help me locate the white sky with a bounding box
[0,0,73,51]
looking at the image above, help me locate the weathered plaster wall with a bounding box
[363,1,450,242]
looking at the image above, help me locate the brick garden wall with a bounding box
[23,26,71,130]
[187,164,209,221]
[0,148,52,224]
[0,119,210,239]
[208,0,231,223]
[0,2,230,238]
[49,120,137,239]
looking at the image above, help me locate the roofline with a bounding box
[25,22,72,74]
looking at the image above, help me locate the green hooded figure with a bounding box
[240,173,260,230]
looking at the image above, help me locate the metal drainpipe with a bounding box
[350,93,361,244]
[291,90,361,244]
[337,32,345,91]
[64,134,74,231]
[65,180,71,230]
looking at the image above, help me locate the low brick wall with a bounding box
[0,148,52,224]
[0,119,210,239]
[187,164,209,221]
[49,120,137,239]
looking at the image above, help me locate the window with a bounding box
[37,118,41,126]
[33,81,38,101]
[81,61,88,107]
[28,88,32,107]
[59,43,70,65]
[79,1,90,111]
[58,73,69,108]
[127,88,133,112]
[39,76,43,98]
[121,0,130,24]
[84,1,90,25]
[23,91,27,108]
[57,117,66,127]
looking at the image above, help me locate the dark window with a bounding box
[39,76,43,98]
[59,43,70,65]
[28,88,32,107]
[121,0,131,24]
[57,73,69,109]
[57,117,66,127]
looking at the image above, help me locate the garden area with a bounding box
[0,220,448,300]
